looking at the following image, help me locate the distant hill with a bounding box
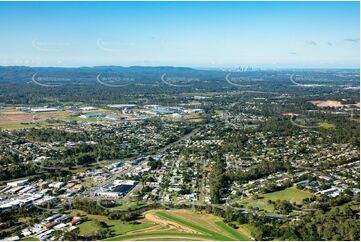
[0,65,220,84]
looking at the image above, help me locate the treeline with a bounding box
[278,207,359,241]
[229,159,291,184]
[21,128,89,142]
[209,157,229,204]
[0,206,53,239]
[198,197,359,241]
[72,198,145,222]
[208,156,291,204]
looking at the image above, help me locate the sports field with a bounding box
[105,209,251,241]
[239,187,313,212]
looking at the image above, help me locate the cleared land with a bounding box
[310,100,343,108]
[0,110,66,129]
[0,108,123,129]
[0,111,36,129]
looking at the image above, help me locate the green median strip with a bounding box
[215,221,250,241]
[155,211,234,241]
[20,237,39,241]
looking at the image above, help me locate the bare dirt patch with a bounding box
[282,112,298,116]
[165,210,226,237]
[0,111,34,123]
[310,100,343,108]
[128,224,174,234]
[143,211,198,234]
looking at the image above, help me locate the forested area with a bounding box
[0,66,358,105]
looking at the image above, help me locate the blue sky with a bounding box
[0,1,359,68]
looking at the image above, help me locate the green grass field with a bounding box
[78,220,100,236]
[215,221,249,240]
[261,187,313,203]
[319,122,336,129]
[240,187,313,212]
[78,219,152,237]
[106,221,152,236]
[110,201,148,211]
[74,210,153,237]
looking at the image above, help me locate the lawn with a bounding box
[106,221,153,236]
[110,201,148,211]
[261,187,313,203]
[78,220,100,236]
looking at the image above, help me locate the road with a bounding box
[159,127,200,153]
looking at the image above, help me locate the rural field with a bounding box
[0,109,71,129]
[0,108,123,129]
[0,111,36,129]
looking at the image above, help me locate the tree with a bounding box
[76,153,96,165]
[209,157,229,204]
[63,227,80,240]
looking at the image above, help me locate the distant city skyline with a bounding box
[0,1,359,68]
